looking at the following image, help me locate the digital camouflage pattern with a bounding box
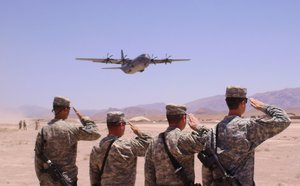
[202,105,291,186]
[145,126,209,186]
[89,132,152,186]
[106,111,126,124]
[166,104,187,115]
[53,96,70,107]
[225,86,247,98]
[35,118,101,186]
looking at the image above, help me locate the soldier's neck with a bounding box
[108,130,122,138]
[228,109,242,117]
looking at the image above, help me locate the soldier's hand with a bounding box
[129,122,140,135]
[73,107,83,120]
[187,114,200,130]
[250,98,265,112]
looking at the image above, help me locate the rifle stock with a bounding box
[45,159,71,186]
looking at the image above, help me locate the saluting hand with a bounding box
[129,122,140,135]
[187,114,200,130]
[250,98,265,112]
[73,107,83,120]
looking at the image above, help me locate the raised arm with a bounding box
[129,122,152,157]
[75,116,101,141]
[247,98,291,147]
[177,114,209,154]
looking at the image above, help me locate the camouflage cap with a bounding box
[106,111,126,125]
[166,104,187,115]
[225,86,247,98]
[53,96,70,107]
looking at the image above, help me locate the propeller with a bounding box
[164,54,172,64]
[104,53,113,63]
[150,54,158,64]
[120,50,128,64]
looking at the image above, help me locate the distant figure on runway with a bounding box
[22,120,27,130]
[35,120,40,130]
[18,120,22,130]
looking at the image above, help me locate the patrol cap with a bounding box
[53,96,70,107]
[225,86,247,98]
[166,104,187,115]
[106,111,126,125]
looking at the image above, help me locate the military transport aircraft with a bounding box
[76,50,190,74]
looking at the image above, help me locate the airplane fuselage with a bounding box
[121,54,151,74]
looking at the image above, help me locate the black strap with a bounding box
[212,125,231,177]
[99,139,116,182]
[211,118,242,186]
[160,132,193,186]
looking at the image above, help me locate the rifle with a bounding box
[39,129,72,186]
[198,125,241,186]
[42,158,71,186]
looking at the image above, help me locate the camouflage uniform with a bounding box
[202,86,291,186]
[34,96,101,186]
[145,104,209,186]
[89,111,152,186]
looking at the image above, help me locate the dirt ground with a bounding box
[0,120,299,186]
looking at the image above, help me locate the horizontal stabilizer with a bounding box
[102,67,122,70]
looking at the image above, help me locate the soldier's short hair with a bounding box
[166,104,187,124]
[167,114,186,124]
[226,97,247,109]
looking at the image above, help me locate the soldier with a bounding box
[18,120,22,130]
[201,86,291,186]
[35,120,40,130]
[145,104,209,186]
[89,111,152,186]
[34,96,101,186]
[23,120,27,130]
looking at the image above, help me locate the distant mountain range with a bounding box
[13,87,300,121]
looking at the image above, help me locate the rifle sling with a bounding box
[99,139,116,181]
[160,132,193,186]
[212,118,242,185]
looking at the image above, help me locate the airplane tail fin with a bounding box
[102,67,122,70]
[121,50,124,60]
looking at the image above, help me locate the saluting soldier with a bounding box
[201,86,291,186]
[89,111,152,186]
[34,96,101,186]
[145,104,209,186]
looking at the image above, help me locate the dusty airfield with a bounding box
[0,120,300,186]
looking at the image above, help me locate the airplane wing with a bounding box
[76,58,123,64]
[102,67,122,70]
[150,58,190,64]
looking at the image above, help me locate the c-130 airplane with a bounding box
[76,50,190,74]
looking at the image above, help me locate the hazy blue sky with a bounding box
[1,1,299,110]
